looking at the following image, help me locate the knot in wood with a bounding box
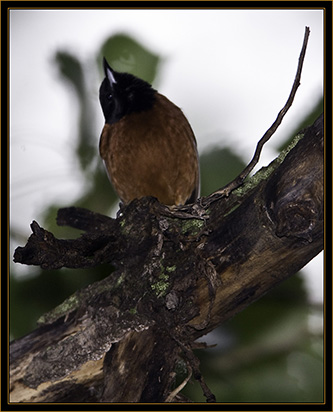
[274,196,319,242]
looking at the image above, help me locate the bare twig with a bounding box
[173,338,216,402]
[165,366,192,402]
[204,26,310,205]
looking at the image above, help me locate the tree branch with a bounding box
[10,113,323,403]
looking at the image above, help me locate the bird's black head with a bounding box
[99,58,157,124]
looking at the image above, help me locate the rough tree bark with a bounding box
[10,113,324,403]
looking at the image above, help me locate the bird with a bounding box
[99,57,200,206]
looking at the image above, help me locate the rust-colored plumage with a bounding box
[99,58,199,206]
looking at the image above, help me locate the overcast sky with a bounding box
[9,8,324,301]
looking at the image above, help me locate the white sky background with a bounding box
[9,9,324,302]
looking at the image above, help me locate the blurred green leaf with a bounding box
[98,33,160,84]
[54,50,96,170]
[54,51,85,99]
[200,146,245,196]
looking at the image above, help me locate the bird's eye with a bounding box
[107,94,112,100]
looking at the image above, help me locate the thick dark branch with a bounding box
[192,114,323,335]
[10,114,323,403]
[13,213,120,269]
[56,206,114,231]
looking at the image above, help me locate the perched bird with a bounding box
[99,58,200,206]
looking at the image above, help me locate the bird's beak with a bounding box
[103,57,117,87]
